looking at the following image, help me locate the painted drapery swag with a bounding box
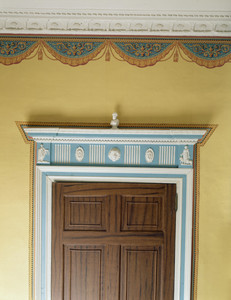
[0,37,231,68]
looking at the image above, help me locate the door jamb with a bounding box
[35,165,193,300]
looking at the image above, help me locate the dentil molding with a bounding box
[0,9,231,36]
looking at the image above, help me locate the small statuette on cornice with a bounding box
[179,145,192,166]
[75,147,84,162]
[108,147,121,162]
[110,112,119,129]
[145,148,155,163]
[37,144,49,163]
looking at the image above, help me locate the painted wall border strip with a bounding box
[2,37,231,68]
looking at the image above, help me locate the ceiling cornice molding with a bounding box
[0,9,231,37]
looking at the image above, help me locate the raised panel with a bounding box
[121,195,163,231]
[64,245,104,300]
[64,196,108,231]
[121,246,162,300]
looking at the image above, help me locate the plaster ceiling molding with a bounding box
[0,19,4,29]
[172,22,193,32]
[47,19,68,30]
[215,22,231,32]
[67,20,89,31]
[109,21,129,31]
[88,20,109,31]
[0,9,230,36]
[151,22,172,32]
[194,22,213,32]
[5,18,26,29]
[27,19,46,30]
[129,21,150,31]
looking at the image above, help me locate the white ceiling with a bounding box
[0,0,231,36]
[1,0,231,11]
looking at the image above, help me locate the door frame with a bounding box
[18,121,215,300]
[35,165,193,300]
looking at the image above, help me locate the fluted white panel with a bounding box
[54,144,71,164]
[89,145,105,164]
[124,145,140,165]
[159,146,176,165]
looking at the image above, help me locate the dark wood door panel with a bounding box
[64,195,109,231]
[120,195,163,232]
[57,182,168,197]
[60,235,164,245]
[52,182,176,300]
[105,245,120,300]
[64,245,105,300]
[121,246,162,300]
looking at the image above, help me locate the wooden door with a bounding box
[52,182,176,300]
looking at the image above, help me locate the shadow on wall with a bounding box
[27,104,123,124]
[27,111,216,125]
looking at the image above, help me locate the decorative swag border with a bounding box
[0,36,231,68]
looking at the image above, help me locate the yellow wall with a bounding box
[0,54,230,300]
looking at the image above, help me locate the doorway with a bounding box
[52,182,176,300]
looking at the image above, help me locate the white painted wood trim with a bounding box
[35,166,193,300]
[33,137,200,145]
[45,176,53,300]
[34,167,42,300]
[37,165,193,174]
[184,169,194,300]
[24,127,207,136]
[24,127,206,145]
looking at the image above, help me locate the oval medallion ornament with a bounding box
[108,147,121,162]
[75,147,84,162]
[145,148,155,163]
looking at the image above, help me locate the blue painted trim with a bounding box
[45,142,194,168]
[41,175,47,298]
[180,177,187,298]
